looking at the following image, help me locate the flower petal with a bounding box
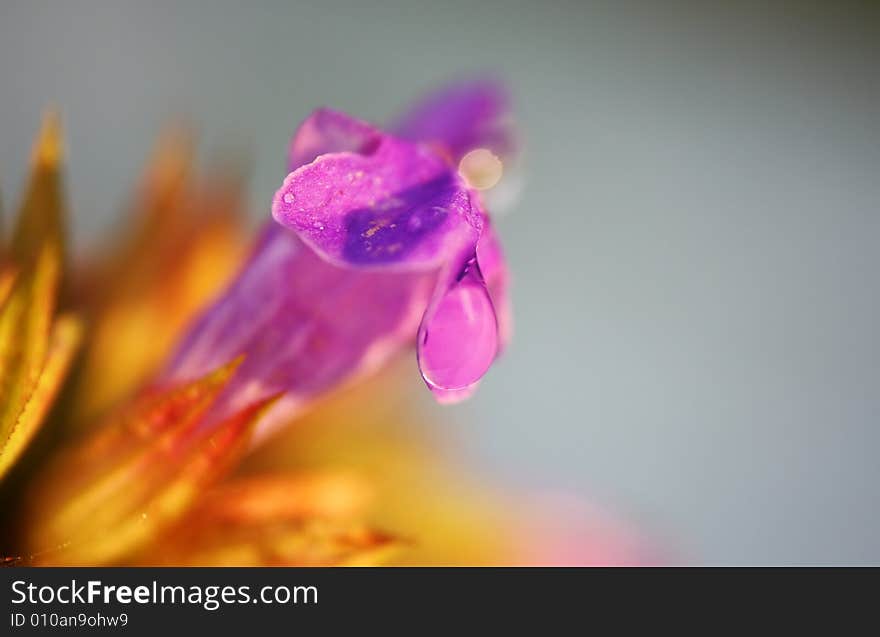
[170,103,512,415]
[0,314,81,480]
[391,78,513,163]
[288,108,381,171]
[273,131,480,270]
[144,516,399,566]
[0,245,81,482]
[10,111,68,271]
[165,226,436,437]
[24,359,273,565]
[138,473,395,566]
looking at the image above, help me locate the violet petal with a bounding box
[273,135,481,271]
[391,78,513,163]
[287,108,381,171]
[165,224,436,435]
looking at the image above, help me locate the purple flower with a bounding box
[165,80,514,437]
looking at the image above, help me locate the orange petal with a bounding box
[23,359,271,565]
[144,517,399,567]
[0,268,17,309]
[191,473,373,523]
[134,471,388,566]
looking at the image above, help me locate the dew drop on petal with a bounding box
[418,269,498,392]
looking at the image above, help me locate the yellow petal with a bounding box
[24,358,273,565]
[0,314,81,480]
[10,111,67,270]
[144,516,399,567]
[135,472,388,565]
[0,245,79,481]
[190,473,373,523]
[127,472,393,565]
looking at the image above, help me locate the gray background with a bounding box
[1,1,878,564]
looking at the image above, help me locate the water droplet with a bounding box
[458,148,503,190]
[418,268,498,392]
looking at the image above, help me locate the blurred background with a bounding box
[1,0,877,564]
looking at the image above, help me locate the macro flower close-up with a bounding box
[0,80,645,568]
[1,3,878,626]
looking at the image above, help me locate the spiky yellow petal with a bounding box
[0,245,80,481]
[10,111,67,270]
[0,315,81,480]
[23,359,280,565]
